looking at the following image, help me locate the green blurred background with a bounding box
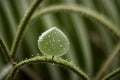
[0,0,120,80]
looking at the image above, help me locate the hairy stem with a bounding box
[0,37,12,63]
[31,5,120,39]
[10,0,43,58]
[6,56,90,80]
[102,67,120,80]
[94,43,120,80]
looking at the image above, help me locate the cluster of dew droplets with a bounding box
[24,53,40,61]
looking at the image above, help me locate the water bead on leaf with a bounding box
[38,27,70,57]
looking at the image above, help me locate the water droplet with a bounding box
[60,45,62,47]
[48,35,51,37]
[58,40,60,42]
[31,55,34,57]
[52,37,54,40]
[25,58,27,60]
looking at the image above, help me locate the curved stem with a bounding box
[0,64,13,80]
[6,56,90,80]
[94,43,120,80]
[0,37,12,63]
[10,0,43,58]
[31,5,120,39]
[102,67,120,80]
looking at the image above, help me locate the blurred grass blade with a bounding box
[10,0,43,58]
[94,43,120,80]
[32,5,120,39]
[0,38,12,63]
[103,67,120,80]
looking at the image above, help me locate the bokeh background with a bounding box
[0,0,120,80]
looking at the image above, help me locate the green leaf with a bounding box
[38,27,70,57]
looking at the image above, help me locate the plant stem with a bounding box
[6,56,90,80]
[102,67,120,80]
[10,0,43,58]
[0,37,12,63]
[31,5,120,39]
[94,43,120,80]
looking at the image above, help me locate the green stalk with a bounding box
[102,68,120,80]
[10,0,43,58]
[94,43,120,80]
[6,56,90,80]
[0,37,12,63]
[31,5,120,39]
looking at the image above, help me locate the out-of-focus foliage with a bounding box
[0,0,120,80]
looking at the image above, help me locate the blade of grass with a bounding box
[0,38,12,63]
[0,0,16,49]
[102,67,120,80]
[94,43,120,80]
[101,0,120,27]
[31,5,120,39]
[65,0,93,76]
[10,0,43,58]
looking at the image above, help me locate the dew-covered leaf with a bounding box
[38,27,70,57]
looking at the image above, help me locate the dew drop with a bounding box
[60,45,62,47]
[52,37,55,40]
[58,40,60,42]
[31,55,34,57]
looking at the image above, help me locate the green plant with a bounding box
[0,0,120,80]
[38,27,70,57]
